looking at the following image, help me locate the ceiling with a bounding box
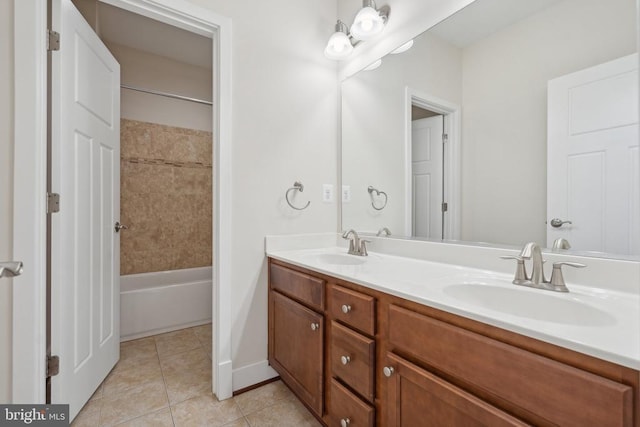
[97,2,212,69]
[430,0,564,48]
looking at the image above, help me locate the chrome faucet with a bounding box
[342,229,369,256]
[501,242,586,292]
[376,227,391,237]
[519,242,546,285]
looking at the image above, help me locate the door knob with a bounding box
[310,323,320,331]
[550,218,572,228]
[114,221,129,232]
[341,304,351,314]
[341,355,351,365]
[383,366,394,377]
[0,262,23,278]
[340,418,351,427]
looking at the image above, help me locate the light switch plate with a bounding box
[322,184,334,202]
[342,185,351,203]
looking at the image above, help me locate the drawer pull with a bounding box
[311,322,320,331]
[340,418,351,427]
[341,304,352,314]
[383,366,395,377]
[341,355,351,365]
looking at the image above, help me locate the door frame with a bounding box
[404,87,461,240]
[13,0,234,402]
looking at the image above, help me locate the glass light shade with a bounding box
[324,31,354,60]
[350,6,385,40]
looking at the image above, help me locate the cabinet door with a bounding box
[383,353,530,427]
[269,291,324,416]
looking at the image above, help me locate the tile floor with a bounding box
[72,324,321,427]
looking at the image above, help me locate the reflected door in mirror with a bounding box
[547,54,639,255]
[412,116,444,239]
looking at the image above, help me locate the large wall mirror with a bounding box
[341,0,639,259]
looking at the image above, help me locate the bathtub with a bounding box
[120,266,212,341]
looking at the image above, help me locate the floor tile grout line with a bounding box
[111,407,171,427]
[237,395,295,419]
[154,336,177,427]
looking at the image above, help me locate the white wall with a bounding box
[105,42,213,132]
[342,32,462,234]
[460,0,637,245]
[0,0,14,403]
[185,0,339,375]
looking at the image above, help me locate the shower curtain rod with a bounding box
[121,84,213,106]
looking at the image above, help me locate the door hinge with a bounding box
[47,193,60,214]
[442,202,448,212]
[47,30,60,51]
[443,133,449,143]
[46,355,60,378]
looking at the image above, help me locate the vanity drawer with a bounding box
[328,284,375,336]
[331,321,375,402]
[328,378,375,427]
[270,263,325,310]
[388,304,633,427]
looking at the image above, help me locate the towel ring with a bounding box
[286,181,311,211]
[368,186,388,211]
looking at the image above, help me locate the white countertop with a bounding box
[267,246,640,370]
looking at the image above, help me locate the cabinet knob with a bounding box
[310,323,320,331]
[383,366,395,377]
[341,304,352,314]
[340,418,351,427]
[340,355,351,365]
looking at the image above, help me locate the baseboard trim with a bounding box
[233,376,280,396]
[232,360,279,392]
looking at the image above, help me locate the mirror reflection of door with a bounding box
[547,53,639,255]
[411,107,444,239]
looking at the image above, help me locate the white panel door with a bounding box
[412,116,444,238]
[50,0,121,420]
[547,54,639,255]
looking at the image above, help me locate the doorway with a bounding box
[404,87,461,240]
[12,0,233,414]
[411,108,445,239]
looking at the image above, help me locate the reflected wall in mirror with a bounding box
[341,0,640,258]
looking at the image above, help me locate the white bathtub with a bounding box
[120,266,212,341]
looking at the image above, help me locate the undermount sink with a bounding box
[311,253,367,266]
[443,284,616,326]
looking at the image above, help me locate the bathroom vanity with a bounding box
[267,247,639,427]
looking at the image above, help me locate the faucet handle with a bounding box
[548,262,586,292]
[500,255,528,284]
[359,240,371,256]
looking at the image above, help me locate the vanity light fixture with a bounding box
[324,20,355,60]
[350,0,388,41]
[390,39,414,54]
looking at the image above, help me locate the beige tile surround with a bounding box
[120,119,212,275]
[72,324,320,427]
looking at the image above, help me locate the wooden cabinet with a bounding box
[387,304,633,427]
[328,284,375,336]
[383,353,530,427]
[269,288,324,416]
[330,321,375,402]
[328,379,375,427]
[267,258,640,427]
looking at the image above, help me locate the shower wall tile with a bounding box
[120,119,212,275]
